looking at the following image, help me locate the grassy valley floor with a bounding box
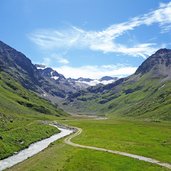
[7,117,171,171]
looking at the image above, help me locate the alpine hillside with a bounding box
[0,41,69,160]
[64,49,171,120]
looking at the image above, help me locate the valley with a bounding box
[6,117,171,171]
[1,1,171,170]
[0,40,171,171]
[63,49,171,120]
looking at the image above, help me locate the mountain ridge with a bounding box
[135,48,171,76]
[64,49,171,120]
[0,40,118,107]
[0,40,171,120]
[35,64,118,87]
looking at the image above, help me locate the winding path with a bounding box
[64,127,171,170]
[1,123,170,170]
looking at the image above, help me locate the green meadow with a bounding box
[0,70,171,171]
[7,117,171,171]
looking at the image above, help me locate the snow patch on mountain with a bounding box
[51,76,59,80]
[35,64,47,70]
[76,78,117,86]
[35,64,118,89]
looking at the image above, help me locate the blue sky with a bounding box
[1,0,171,78]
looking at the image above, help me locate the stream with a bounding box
[0,126,73,171]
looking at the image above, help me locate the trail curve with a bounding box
[64,127,171,170]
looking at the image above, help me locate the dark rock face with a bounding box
[0,41,40,90]
[0,40,100,101]
[38,67,65,80]
[100,76,117,81]
[135,48,171,75]
[155,48,171,55]
[0,41,36,74]
[0,41,76,99]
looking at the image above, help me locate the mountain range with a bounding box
[0,40,171,120]
[63,49,171,120]
[1,40,113,100]
[35,64,118,87]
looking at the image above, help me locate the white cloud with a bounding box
[55,56,69,65]
[29,2,171,58]
[42,54,69,66]
[143,2,171,30]
[29,27,158,58]
[54,64,137,79]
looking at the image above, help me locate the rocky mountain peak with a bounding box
[155,48,171,55]
[37,67,65,80]
[135,48,171,75]
[0,41,39,90]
